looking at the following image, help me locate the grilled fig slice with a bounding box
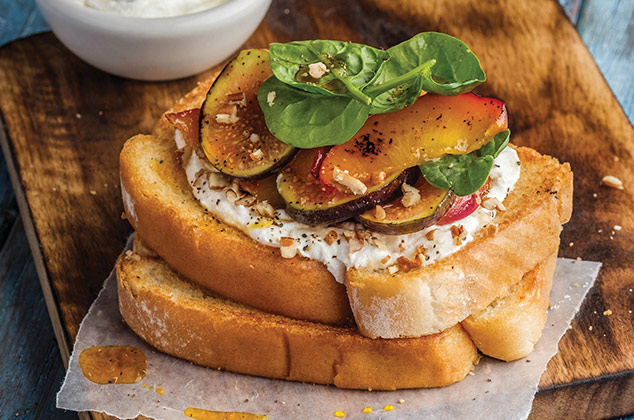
[238,175,286,210]
[199,49,296,179]
[277,150,406,225]
[357,177,455,234]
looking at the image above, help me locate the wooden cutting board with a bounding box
[0,0,632,419]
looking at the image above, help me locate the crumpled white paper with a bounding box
[57,237,601,420]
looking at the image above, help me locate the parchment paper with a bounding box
[57,237,601,420]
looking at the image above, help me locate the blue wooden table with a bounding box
[0,0,632,419]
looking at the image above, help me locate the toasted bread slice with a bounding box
[346,147,572,338]
[460,250,557,361]
[116,249,480,390]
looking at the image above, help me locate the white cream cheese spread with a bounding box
[177,130,521,283]
[78,0,227,18]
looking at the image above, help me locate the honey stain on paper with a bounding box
[79,345,147,384]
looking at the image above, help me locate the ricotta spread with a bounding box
[177,129,521,283]
[78,0,227,18]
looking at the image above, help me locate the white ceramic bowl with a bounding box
[36,0,271,81]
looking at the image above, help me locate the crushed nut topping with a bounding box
[387,265,399,275]
[450,225,466,246]
[425,229,436,241]
[225,189,238,202]
[333,168,368,195]
[601,175,624,190]
[373,238,387,251]
[250,148,265,161]
[342,230,356,240]
[208,172,230,189]
[380,255,391,265]
[372,171,386,184]
[401,183,421,207]
[374,205,386,221]
[280,237,297,258]
[227,92,247,107]
[356,230,372,240]
[235,195,256,207]
[348,238,363,254]
[308,61,329,79]
[397,256,421,272]
[254,201,275,218]
[324,230,338,245]
[215,106,239,124]
[267,91,276,107]
[249,133,260,143]
[481,197,506,211]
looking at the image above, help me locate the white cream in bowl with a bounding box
[79,0,228,18]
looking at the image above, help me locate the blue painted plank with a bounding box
[0,219,76,419]
[0,0,49,47]
[576,0,634,125]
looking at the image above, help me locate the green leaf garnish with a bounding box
[420,129,510,196]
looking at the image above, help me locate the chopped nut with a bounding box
[324,230,338,245]
[208,172,230,188]
[348,238,363,254]
[333,168,367,195]
[601,175,624,190]
[267,91,276,107]
[397,256,420,272]
[280,237,297,259]
[374,205,386,221]
[380,255,391,265]
[235,195,256,207]
[249,133,260,143]
[342,230,356,240]
[308,61,329,79]
[603,309,613,316]
[425,229,436,241]
[225,189,238,202]
[387,265,399,275]
[254,201,275,218]
[250,148,265,161]
[215,106,239,124]
[450,225,465,246]
[481,197,506,211]
[373,238,387,251]
[356,230,372,240]
[401,183,421,207]
[227,92,247,107]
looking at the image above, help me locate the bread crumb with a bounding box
[576,257,582,261]
[90,190,97,195]
[603,309,612,316]
[125,250,133,257]
[468,371,475,376]
[254,201,275,218]
[588,325,593,331]
[601,175,624,190]
[397,399,405,404]
[569,241,574,247]
[613,225,622,231]
[592,193,598,198]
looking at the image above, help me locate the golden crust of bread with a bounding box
[117,251,480,390]
[120,134,352,325]
[461,251,557,361]
[346,147,573,338]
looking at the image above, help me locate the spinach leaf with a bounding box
[269,40,389,106]
[420,129,510,196]
[257,76,371,148]
[368,32,486,114]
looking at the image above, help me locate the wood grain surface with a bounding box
[0,0,632,419]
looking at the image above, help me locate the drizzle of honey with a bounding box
[79,345,147,385]
[184,407,268,420]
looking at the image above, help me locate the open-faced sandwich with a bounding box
[118,33,573,390]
